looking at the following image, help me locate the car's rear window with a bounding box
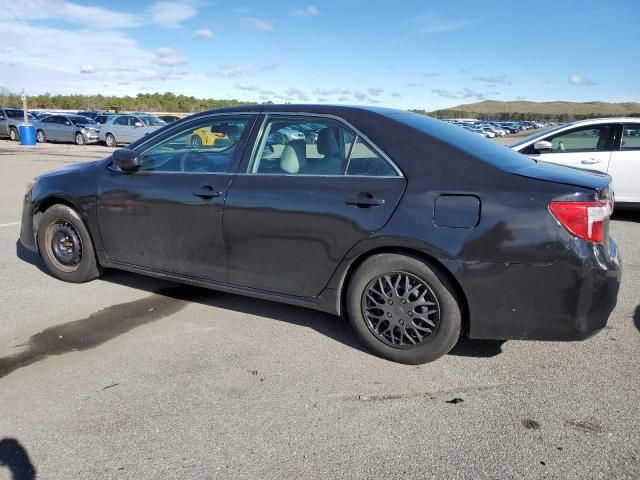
[389,112,535,170]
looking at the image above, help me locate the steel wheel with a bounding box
[361,272,440,349]
[44,220,83,273]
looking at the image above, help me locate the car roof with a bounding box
[193,104,406,117]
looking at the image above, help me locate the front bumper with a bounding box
[444,238,622,341]
[83,132,99,144]
[19,193,38,252]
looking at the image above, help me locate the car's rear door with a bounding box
[608,123,640,204]
[223,113,407,297]
[97,113,257,281]
[45,115,62,141]
[525,124,614,172]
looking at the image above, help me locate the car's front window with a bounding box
[132,116,252,173]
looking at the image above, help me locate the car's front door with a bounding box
[61,116,74,143]
[223,114,407,297]
[97,114,257,281]
[608,123,640,204]
[525,124,615,173]
[110,115,131,144]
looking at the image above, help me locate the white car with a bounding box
[511,118,640,208]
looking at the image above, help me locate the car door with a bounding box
[110,115,131,144]
[60,116,74,143]
[608,123,640,204]
[45,115,63,141]
[524,124,614,173]
[0,109,8,137]
[97,113,257,281]
[223,114,407,297]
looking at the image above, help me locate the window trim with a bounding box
[244,112,404,178]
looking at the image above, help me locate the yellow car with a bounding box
[186,127,232,148]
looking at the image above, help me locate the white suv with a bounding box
[511,118,640,208]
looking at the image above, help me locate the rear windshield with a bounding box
[390,112,535,170]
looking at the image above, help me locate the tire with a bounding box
[346,253,461,364]
[191,135,202,147]
[105,133,116,148]
[9,127,18,141]
[36,130,46,143]
[36,204,103,283]
[75,132,85,145]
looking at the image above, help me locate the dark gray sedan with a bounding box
[34,114,100,145]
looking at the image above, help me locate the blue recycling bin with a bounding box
[19,125,36,146]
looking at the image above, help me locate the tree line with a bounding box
[0,90,255,113]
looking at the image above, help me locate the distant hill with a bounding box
[427,100,640,121]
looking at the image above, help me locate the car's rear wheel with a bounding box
[105,133,116,147]
[36,130,46,143]
[75,132,85,145]
[346,253,461,364]
[9,127,18,141]
[190,135,202,147]
[37,204,103,283]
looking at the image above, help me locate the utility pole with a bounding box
[21,88,28,124]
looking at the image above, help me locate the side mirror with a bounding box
[0,115,5,120]
[65,121,71,126]
[533,140,552,152]
[112,148,141,172]
[134,122,143,128]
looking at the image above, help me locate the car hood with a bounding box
[511,160,611,192]
[37,160,100,180]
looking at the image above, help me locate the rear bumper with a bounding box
[444,238,622,341]
[19,193,38,252]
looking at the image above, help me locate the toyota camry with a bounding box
[19,105,622,364]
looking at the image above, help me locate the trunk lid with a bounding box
[511,161,611,193]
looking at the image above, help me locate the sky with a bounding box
[0,0,638,110]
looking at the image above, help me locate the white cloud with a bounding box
[569,74,595,86]
[431,87,487,100]
[241,17,274,31]
[235,83,259,91]
[207,65,254,78]
[291,6,320,17]
[80,64,96,74]
[192,28,213,39]
[312,87,351,96]
[285,87,309,101]
[368,87,384,96]
[391,92,402,98]
[1,0,139,28]
[149,1,198,27]
[353,91,367,101]
[152,47,188,67]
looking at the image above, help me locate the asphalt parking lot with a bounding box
[0,139,638,480]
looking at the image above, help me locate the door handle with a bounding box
[345,193,385,208]
[192,185,221,199]
[581,158,600,165]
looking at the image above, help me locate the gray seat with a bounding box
[308,127,343,175]
[280,140,307,174]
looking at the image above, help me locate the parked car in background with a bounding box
[99,114,166,147]
[34,114,100,145]
[20,105,621,364]
[77,110,106,121]
[157,115,181,123]
[511,118,640,208]
[0,107,37,140]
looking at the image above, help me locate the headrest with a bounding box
[317,127,340,156]
[280,144,301,174]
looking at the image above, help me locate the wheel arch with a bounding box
[335,245,470,336]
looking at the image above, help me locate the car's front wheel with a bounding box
[37,204,103,283]
[75,132,85,145]
[346,253,461,364]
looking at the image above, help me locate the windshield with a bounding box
[5,109,36,120]
[68,115,95,125]
[140,116,166,127]
[509,124,567,148]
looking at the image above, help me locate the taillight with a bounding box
[549,200,612,243]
